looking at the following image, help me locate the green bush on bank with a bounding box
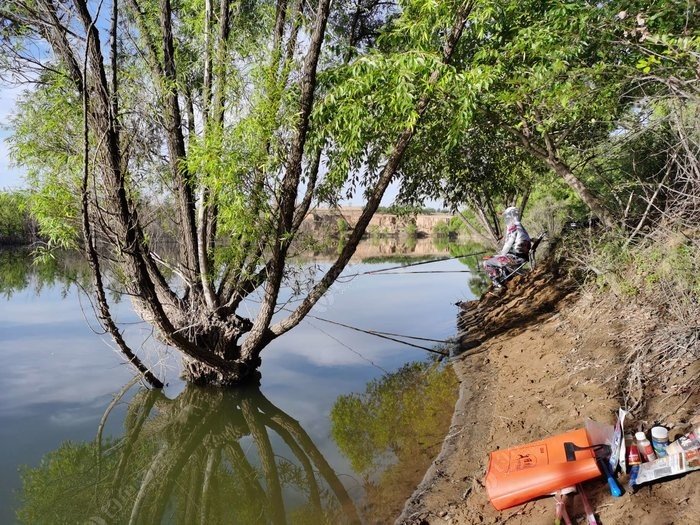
[0,190,37,245]
[582,230,700,299]
[405,221,418,238]
[432,217,463,238]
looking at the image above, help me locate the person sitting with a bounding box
[483,206,531,288]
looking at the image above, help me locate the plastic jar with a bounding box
[651,426,669,457]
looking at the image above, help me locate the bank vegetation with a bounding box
[0,0,697,388]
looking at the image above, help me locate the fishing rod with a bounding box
[366,270,473,275]
[362,250,487,275]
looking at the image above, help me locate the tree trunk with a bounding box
[507,125,618,229]
[547,158,617,229]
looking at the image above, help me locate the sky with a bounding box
[0,83,26,189]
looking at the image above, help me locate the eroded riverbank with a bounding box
[400,278,699,524]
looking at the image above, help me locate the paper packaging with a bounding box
[666,426,700,456]
[634,449,700,487]
[611,408,627,473]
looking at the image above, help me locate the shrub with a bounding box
[0,191,36,245]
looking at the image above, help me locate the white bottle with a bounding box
[635,431,656,462]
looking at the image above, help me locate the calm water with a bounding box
[0,241,484,524]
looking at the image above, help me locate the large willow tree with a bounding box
[0,1,474,386]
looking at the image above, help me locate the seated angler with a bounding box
[483,206,531,288]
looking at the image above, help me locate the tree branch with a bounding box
[262,1,476,345]
[80,13,163,388]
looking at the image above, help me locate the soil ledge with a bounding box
[397,269,699,525]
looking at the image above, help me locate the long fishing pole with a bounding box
[362,250,487,275]
[367,270,473,274]
[335,250,487,283]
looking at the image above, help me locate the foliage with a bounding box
[311,0,475,202]
[404,220,417,237]
[336,217,349,236]
[0,190,35,244]
[524,179,583,240]
[9,73,82,249]
[431,217,462,238]
[376,205,446,215]
[328,0,398,61]
[585,231,700,299]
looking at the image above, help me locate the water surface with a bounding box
[0,241,484,523]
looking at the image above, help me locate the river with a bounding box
[0,239,486,524]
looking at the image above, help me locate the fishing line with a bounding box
[335,250,487,282]
[362,250,486,274]
[279,307,451,356]
[365,270,473,275]
[305,319,390,375]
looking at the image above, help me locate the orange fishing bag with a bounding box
[485,428,602,510]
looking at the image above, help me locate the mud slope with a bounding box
[399,269,700,525]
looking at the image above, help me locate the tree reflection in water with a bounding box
[331,361,458,523]
[18,386,359,525]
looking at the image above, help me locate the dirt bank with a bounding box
[398,272,700,524]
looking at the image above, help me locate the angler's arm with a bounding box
[500,230,515,256]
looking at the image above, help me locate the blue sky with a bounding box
[0,83,26,189]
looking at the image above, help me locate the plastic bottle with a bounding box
[651,427,669,458]
[635,431,656,462]
[627,444,641,490]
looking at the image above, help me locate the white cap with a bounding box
[635,431,647,441]
[651,426,668,439]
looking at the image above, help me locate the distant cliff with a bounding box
[300,207,455,236]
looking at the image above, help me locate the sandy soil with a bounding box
[398,276,700,525]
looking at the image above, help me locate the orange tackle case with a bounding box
[485,427,602,510]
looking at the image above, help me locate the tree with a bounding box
[465,1,700,230]
[398,122,542,245]
[389,1,694,231]
[354,1,633,240]
[1,0,475,386]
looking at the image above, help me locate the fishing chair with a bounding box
[495,231,547,286]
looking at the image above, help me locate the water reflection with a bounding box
[435,239,491,297]
[0,249,91,299]
[4,239,479,523]
[330,361,458,523]
[17,386,359,525]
